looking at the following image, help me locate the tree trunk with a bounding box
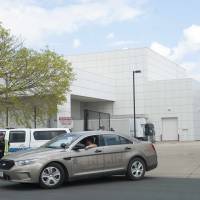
[34,106,37,128]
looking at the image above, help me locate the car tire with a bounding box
[126,157,146,180]
[39,162,65,189]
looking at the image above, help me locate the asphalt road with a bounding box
[0,141,200,200]
[0,176,200,200]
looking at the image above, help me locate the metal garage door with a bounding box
[162,118,178,141]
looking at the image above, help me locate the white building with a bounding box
[56,48,200,141]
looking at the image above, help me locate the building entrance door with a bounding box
[162,117,178,141]
[84,109,110,131]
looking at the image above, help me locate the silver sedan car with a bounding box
[0,131,157,189]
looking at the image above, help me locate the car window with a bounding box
[119,136,132,144]
[103,134,121,146]
[44,134,80,149]
[99,135,105,146]
[9,131,26,143]
[33,130,66,140]
[79,135,99,147]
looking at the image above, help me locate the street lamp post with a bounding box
[133,70,141,138]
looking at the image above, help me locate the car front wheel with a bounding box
[126,157,146,180]
[39,163,65,189]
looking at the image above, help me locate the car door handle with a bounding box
[95,149,102,153]
[125,147,132,150]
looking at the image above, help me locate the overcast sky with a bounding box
[0,0,200,79]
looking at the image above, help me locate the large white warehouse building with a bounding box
[55,48,200,141]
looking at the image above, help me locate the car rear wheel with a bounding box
[126,157,146,180]
[39,163,65,189]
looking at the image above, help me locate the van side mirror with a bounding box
[72,143,85,151]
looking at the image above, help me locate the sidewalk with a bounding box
[148,141,200,178]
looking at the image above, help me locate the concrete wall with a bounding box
[67,48,187,118]
[146,49,187,81]
[57,94,72,128]
[83,102,113,115]
[69,62,115,102]
[57,48,200,141]
[144,79,194,141]
[192,80,200,140]
[71,100,82,120]
[68,48,147,116]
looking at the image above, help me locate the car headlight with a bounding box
[15,158,38,166]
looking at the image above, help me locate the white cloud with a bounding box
[106,32,115,39]
[0,0,143,47]
[73,38,81,48]
[150,24,200,81]
[151,25,200,62]
[171,25,200,61]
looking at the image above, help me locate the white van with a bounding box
[4,128,70,153]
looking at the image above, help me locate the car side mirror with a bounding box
[72,143,85,151]
[60,143,67,149]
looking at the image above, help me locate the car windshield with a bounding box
[43,134,81,149]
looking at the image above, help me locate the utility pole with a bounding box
[5,74,9,127]
[34,106,37,128]
[132,70,141,138]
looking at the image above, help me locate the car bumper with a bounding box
[146,162,158,171]
[146,155,158,171]
[0,163,43,183]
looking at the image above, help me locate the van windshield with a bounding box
[43,134,80,149]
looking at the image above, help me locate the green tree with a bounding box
[0,23,74,128]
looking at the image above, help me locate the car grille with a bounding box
[0,159,15,170]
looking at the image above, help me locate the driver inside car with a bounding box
[85,137,97,149]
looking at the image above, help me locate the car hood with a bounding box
[3,148,68,161]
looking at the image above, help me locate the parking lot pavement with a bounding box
[0,141,200,200]
[148,141,200,178]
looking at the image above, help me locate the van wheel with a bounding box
[39,163,65,189]
[126,157,146,180]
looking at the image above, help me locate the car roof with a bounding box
[71,131,133,140]
[8,128,69,131]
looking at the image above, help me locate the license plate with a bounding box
[0,171,3,178]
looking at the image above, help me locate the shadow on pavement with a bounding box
[0,175,156,191]
[1,175,200,192]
